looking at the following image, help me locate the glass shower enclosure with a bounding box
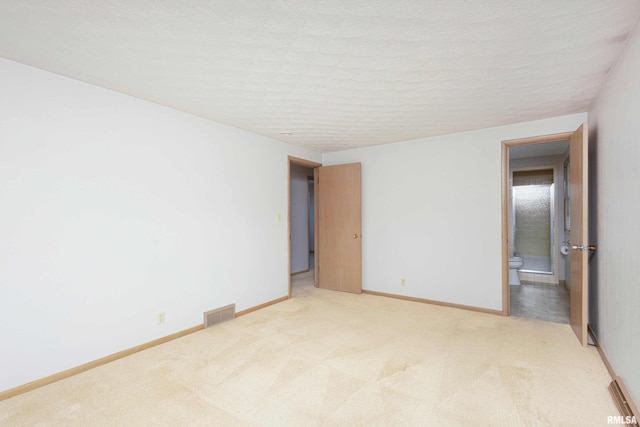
[512,169,555,274]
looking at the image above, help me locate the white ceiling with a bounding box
[1,1,639,152]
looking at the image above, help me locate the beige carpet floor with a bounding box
[1,273,617,426]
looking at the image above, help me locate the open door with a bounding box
[317,163,362,294]
[569,124,589,346]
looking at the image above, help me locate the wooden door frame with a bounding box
[501,132,573,315]
[307,175,315,273]
[288,156,321,298]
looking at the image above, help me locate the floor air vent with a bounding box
[204,304,235,328]
[609,377,639,426]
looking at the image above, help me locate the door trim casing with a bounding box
[501,132,573,315]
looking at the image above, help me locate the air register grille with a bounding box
[609,377,639,426]
[204,304,235,328]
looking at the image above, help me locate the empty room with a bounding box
[1,1,639,425]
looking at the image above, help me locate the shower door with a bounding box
[512,169,555,274]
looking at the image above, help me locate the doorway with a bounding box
[502,125,590,346]
[502,134,573,322]
[509,159,567,323]
[288,157,321,297]
[288,158,363,298]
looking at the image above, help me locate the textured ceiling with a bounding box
[1,1,639,152]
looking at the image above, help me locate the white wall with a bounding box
[0,58,321,392]
[323,113,587,311]
[290,164,313,273]
[588,19,640,407]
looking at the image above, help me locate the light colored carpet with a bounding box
[1,273,617,426]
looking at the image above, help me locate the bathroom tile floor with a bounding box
[510,282,570,324]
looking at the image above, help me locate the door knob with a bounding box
[353,234,359,239]
[571,244,597,252]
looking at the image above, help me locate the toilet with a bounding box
[509,256,524,285]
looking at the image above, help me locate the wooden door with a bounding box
[317,163,362,293]
[569,124,589,346]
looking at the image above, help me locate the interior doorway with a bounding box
[288,157,321,298]
[509,159,567,323]
[502,125,590,346]
[504,136,571,324]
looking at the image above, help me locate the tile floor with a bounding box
[510,282,570,324]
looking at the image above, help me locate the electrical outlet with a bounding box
[158,312,165,325]
[401,278,406,287]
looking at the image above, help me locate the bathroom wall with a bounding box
[323,113,587,312]
[0,58,322,393]
[588,17,640,408]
